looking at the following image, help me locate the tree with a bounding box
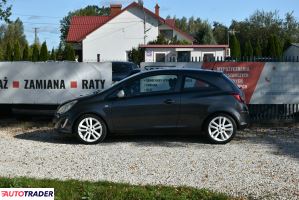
[50,48,56,61]
[5,42,12,61]
[39,41,48,61]
[63,44,75,61]
[0,0,12,22]
[273,34,282,58]
[267,35,276,57]
[213,22,228,44]
[31,44,39,62]
[128,47,144,65]
[22,43,29,60]
[254,40,262,57]
[2,18,27,49]
[267,34,283,58]
[13,41,21,61]
[243,40,253,57]
[60,5,110,42]
[194,21,216,44]
[283,37,292,51]
[230,35,241,58]
[56,42,64,61]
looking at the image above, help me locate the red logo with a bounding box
[13,81,19,88]
[70,81,77,88]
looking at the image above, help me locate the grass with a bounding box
[0,177,236,200]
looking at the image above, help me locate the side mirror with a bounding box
[117,90,125,98]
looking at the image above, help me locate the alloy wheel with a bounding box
[208,116,234,142]
[78,117,103,143]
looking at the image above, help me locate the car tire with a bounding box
[75,114,107,144]
[205,114,237,144]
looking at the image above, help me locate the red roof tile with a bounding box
[66,2,194,43]
[66,16,111,42]
[165,19,175,27]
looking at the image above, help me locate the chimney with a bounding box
[110,4,122,16]
[155,4,160,16]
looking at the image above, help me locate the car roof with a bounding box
[139,68,223,76]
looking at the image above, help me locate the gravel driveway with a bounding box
[0,118,298,200]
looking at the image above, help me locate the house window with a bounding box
[177,51,191,62]
[203,54,214,62]
[97,54,101,62]
[159,30,174,40]
[155,53,166,62]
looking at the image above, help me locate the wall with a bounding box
[158,24,192,42]
[144,47,226,62]
[144,48,177,62]
[0,62,112,105]
[191,48,226,61]
[83,7,159,62]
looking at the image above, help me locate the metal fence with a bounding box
[248,104,299,123]
[203,56,299,62]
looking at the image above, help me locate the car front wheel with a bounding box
[75,114,107,144]
[205,114,237,144]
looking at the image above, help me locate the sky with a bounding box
[8,0,299,49]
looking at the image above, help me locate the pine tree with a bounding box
[254,40,262,57]
[23,43,29,61]
[243,40,253,57]
[50,48,56,61]
[13,41,21,61]
[5,43,13,61]
[273,35,282,58]
[56,43,64,61]
[63,44,75,61]
[267,35,276,58]
[283,37,292,51]
[31,44,39,62]
[230,35,241,58]
[39,41,48,61]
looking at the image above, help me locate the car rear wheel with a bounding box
[75,114,107,144]
[205,114,236,144]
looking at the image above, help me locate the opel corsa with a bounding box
[54,69,249,144]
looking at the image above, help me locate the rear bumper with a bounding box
[238,111,250,129]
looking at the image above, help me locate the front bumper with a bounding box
[53,113,73,134]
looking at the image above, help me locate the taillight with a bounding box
[231,93,245,103]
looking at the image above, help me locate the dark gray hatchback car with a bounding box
[54,69,249,144]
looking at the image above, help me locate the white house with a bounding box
[141,44,230,62]
[67,2,194,62]
[283,43,299,61]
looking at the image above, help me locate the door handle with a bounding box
[164,99,175,104]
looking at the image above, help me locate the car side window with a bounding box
[123,75,178,97]
[184,76,214,91]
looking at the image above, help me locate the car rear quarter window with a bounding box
[199,73,236,92]
[183,77,215,91]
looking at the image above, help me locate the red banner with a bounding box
[202,62,265,103]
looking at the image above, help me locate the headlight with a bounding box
[57,100,78,114]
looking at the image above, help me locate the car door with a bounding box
[178,75,222,130]
[109,73,181,132]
